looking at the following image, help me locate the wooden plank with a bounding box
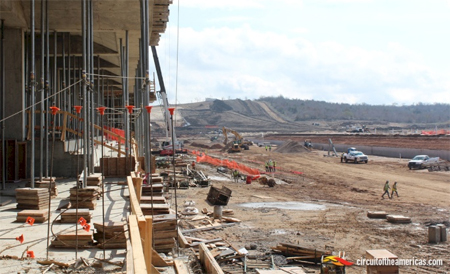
[61,111,68,141]
[127,176,145,223]
[125,222,134,273]
[129,215,147,274]
[199,243,224,274]
[152,249,170,267]
[144,216,153,274]
[174,258,190,274]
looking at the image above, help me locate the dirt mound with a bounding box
[275,140,310,153]
[190,142,210,149]
[210,144,224,149]
[211,100,233,112]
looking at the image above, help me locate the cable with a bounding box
[0,79,82,124]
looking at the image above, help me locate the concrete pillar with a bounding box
[428,226,440,244]
[437,224,447,242]
[4,28,25,140]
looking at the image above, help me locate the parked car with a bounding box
[341,148,368,164]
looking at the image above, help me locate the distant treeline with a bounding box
[258,96,450,124]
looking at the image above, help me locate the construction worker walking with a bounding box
[232,169,240,183]
[273,160,276,172]
[265,161,269,172]
[391,182,399,198]
[381,181,391,199]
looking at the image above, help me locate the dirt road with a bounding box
[182,140,450,273]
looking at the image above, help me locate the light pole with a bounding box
[96,106,106,259]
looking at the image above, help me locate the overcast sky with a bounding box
[152,0,450,106]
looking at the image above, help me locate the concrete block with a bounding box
[437,224,447,242]
[428,226,440,244]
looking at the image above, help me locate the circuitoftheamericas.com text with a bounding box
[357,258,443,266]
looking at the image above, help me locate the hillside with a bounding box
[149,98,450,135]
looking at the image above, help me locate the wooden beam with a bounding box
[199,243,224,274]
[61,111,68,141]
[152,249,171,267]
[127,176,145,223]
[174,258,190,274]
[125,222,134,273]
[144,216,153,274]
[129,215,147,274]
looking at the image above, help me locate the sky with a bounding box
[152,0,450,106]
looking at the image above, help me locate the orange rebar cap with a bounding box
[74,105,83,114]
[125,105,135,114]
[50,106,60,115]
[168,107,175,116]
[145,106,153,114]
[97,107,107,116]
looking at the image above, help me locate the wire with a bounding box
[86,72,147,80]
[0,79,83,124]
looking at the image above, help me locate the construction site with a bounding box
[1,1,450,274]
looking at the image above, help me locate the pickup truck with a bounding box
[408,155,440,169]
[341,147,369,164]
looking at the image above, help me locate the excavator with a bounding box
[222,127,251,153]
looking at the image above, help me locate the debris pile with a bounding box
[275,140,311,154]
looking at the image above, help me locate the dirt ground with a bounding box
[180,137,450,273]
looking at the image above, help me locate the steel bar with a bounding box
[82,0,88,188]
[1,19,5,190]
[89,0,94,174]
[45,0,50,178]
[39,0,45,182]
[30,0,36,188]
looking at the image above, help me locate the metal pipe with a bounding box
[125,30,130,170]
[82,0,88,188]
[1,20,5,190]
[45,0,50,179]
[62,33,66,114]
[30,0,36,188]
[89,0,94,174]
[39,0,45,182]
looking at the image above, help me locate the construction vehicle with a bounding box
[304,139,312,150]
[341,147,368,164]
[222,127,251,152]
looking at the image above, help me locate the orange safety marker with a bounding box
[26,217,35,226]
[26,250,35,258]
[82,224,90,232]
[78,217,87,226]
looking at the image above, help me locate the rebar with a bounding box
[82,0,88,189]
[39,0,45,182]
[1,20,5,190]
[30,0,36,188]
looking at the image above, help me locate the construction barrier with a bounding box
[104,126,125,144]
[421,130,450,135]
[191,150,260,179]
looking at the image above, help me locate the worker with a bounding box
[273,160,276,172]
[268,160,273,172]
[191,161,196,170]
[265,145,268,151]
[265,161,269,172]
[381,181,391,199]
[232,169,240,183]
[391,182,399,198]
[269,145,272,151]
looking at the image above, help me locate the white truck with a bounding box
[341,147,369,164]
[408,155,440,170]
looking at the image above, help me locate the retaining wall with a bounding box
[313,143,450,161]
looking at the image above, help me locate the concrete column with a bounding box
[4,28,25,140]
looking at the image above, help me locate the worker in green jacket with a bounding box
[232,169,240,183]
[381,181,391,199]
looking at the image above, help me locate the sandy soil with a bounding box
[181,139,450,273]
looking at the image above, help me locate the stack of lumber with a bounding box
[60,209,92,223]
[26,178,57,197]
[367,211,388,219]
[15,188,49,210]
[140,196,167,204]
[16,209,49,223]
[153,214,177,253]
[141,183,164,196]
[86,173,103,187]
[69,187,100,210]
[174,160,188,168]
[386,215,411,224]
[51,230,93,248]
[140,203,170,215]
[94,222,126,249]
[271,243,329,264]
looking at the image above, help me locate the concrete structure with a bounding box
[1,0,173,181]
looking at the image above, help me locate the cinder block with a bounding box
[428,226,440,244]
